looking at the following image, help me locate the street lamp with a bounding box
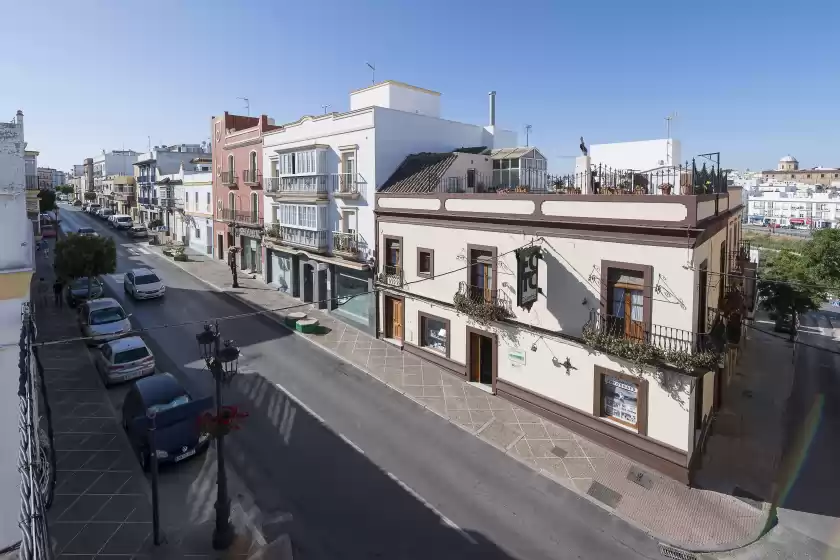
[195,322,240,550]
[228,245,240,289]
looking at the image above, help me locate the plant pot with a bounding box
[659,184,672,195]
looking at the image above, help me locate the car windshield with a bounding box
[147,394,190,415]
[132,227,146,232]
[113,347,149,364]
[135,274,160,285]
[116,217,131,223]
[89,307,126,325]
[78,228,94,234]
[71,278,99,289]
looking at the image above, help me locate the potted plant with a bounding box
[659,183,673,195]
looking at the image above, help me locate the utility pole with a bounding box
[665,112,678,165]
[237,97,250,117]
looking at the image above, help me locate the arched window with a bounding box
[228,192,236,213]
[250,192,259,222]
[249,151,257,173]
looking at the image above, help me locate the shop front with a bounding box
[330,265,375,334]
[266,247,297,295]
[238,226,264,274]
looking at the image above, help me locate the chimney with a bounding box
[488,91,496,127]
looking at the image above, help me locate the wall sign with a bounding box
[508,349,526,366]
[516,246,542,311]
[238,227,263,239]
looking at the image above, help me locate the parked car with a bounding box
[78,297,132,345]
[121,373,212,471]
[66,276,104,306]
[94,336,156,386]
[73,200,83,207]
[123,268,165,300]
[98,208,115,220]
[76,227,98,237]
[774,312,799,335]
[112,215,133,229]
[41,224,56,238]
[128,226,148,239]
[87,203,101,215]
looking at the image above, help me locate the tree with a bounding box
[758,249,825,339]
[38,189,57,212]
[56,185,74,195]
[801,228,840,293]
[84,192,97,201]
[55,235,117,298]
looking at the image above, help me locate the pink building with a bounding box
[211,112,281,271]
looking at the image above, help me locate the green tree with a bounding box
[84,192,97,201]
[55,235,117,298]
[801,228,840,293]
[758,249,825,339]
[38,189,57,212]
[56,185,74,195]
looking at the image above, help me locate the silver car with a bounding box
[95,336,155,386]
[79,297,133,345]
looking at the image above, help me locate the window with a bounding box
[278,204,326,229]
[419,313,449,356]
[417,248,434,277]
[341,209,357,234]
[250,192,259,221]
[595,367,646,432]
[228,192,235,212]
[195,227,201,239]
[384,237,401,268]
[193,192,198,210]
[468,246,495,295]
[249,151,258,173]
[603,264,649,341]
[227,154,235,173]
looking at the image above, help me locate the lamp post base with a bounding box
[212,499,235,550]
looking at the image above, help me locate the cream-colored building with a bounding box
[761,155,840,186]
[374,147,750,483]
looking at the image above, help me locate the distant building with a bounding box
[746,190,840,229]
[24,149,38,191]
[760,155,840,186]
[133,144,209,227]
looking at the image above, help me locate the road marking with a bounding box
[273,382,475,545]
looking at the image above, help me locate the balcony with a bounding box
[242,169,261,187]
[376,265,404,287]
[136,175,155,185]
[331,173,365,200]
[332,231,365,259]
[453,282,513,325]
[265,224,328,253]
[264,175,329,200]
[582,310,723,373]
[221,171,237,187]
[138,196,158,207]
[218,207,263,227]
[25,176,38,191]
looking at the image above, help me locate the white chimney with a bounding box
[488,91,496,127]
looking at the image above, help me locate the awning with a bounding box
[789,219,805,224]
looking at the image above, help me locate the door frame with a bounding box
[465,325,497,393]
[382,292,405,344]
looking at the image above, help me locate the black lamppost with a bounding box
[195,322,240,550]
[228,245,240,289]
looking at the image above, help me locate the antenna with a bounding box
[321,104,331,115]
[147,136,151,152]
[664,112,678,165]
[237,97,250,116]
[365,62,376,85]
[524,125,532,147]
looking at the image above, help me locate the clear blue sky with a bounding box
[3,0,838,173]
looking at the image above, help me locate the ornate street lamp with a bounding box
[195,321,240,550]
[227,246,240,289]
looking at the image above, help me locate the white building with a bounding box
[133,144,209,227]
[261,81,517,335]
[374,143,751,483]
[0,110,36,550]
[157,158,213,254]
[590,138,682,170]
[747,189,840,228]
[92,149,138,197]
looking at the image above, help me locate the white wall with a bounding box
[591,139,682,171]
[350,82,442,118]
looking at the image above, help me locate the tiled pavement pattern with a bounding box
[36,238,265,559]
[148,243,768,551]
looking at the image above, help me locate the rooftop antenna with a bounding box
[237,97,250,116]
[524,125,532,147]
[365,62,376,85]
[147,136,151,152]
[321,104,331,115]
[665,112,678,165]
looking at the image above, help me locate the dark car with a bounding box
[121,373,212,471]
[77,227,98,237]
[66,276,104,307]
[774,313,799,335]
[73,200,83,206]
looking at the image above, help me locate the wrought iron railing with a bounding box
[333,231,362,256]
[453,282,513,322]
[584,309,719,355]
[264,175,329,196]
[218,207,262,226]
[242,169,261,185]
[331,173,365,196]
[378,265,403,287]
[265,224,327,250]
[221,171,237,186]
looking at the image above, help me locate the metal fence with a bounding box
[586,309,716,354]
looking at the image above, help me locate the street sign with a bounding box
[516,246,541,311]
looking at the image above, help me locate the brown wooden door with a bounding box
[391,298,403,340]
[623,288,644,341]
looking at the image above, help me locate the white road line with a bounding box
[273,382,476,545]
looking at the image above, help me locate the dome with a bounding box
[779,155,798,163]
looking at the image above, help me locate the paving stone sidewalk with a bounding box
[147,244,774,552]
[35,237,273,559]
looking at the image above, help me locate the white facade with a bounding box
[182,163,214,255]
[93,150,138,192]
[591,138,682,170]
[0,110,34,550]
[747,190,840,227]
[134,144,209,228]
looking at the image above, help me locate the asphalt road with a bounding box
[58,206,663,560]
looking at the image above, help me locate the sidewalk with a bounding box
[149,244,771,552]
[36,237,286,559]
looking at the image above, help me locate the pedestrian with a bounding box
[53,276,64,308]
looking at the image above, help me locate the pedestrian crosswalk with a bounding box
[123,243,151,256]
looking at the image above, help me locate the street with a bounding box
[57,205,663,560]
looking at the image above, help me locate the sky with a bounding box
[2,0,839,174]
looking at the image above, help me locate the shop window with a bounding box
[419,313,449,356]
[594,367,647,433]
[417,248,434,278]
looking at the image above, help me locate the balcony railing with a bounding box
[221,171,237,187]
[582,310,722,373]
[331,173,365,199]
[138,196,158,206]
[453,282,513,324]
[25,176,38,190]
[265,224,328,252]
[377,265,403,287]
[332,231,365,258]
[137,175,155,184]
[263,175,329,198]
[242,169,261,186]
[218,207,263,227]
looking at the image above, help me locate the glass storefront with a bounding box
[420,316,447,354]
[333,269,372,328]
[269,250,293,292]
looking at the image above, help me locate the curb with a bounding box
[146,246,772,555]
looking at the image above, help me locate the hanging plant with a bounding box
[453,292,513,326]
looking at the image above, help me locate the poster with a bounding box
[602,375,638,425]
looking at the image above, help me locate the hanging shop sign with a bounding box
[238,227,263,239]
[515,246,542,311]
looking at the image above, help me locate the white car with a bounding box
[112,215,133,229]
[94,336,156,386]
[123,268,165,300]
